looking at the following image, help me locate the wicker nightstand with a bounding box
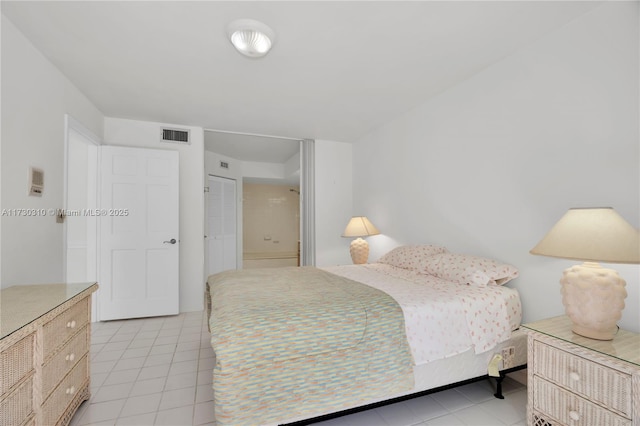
[524,316,639,426]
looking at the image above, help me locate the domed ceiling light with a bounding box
[227,19,275,58]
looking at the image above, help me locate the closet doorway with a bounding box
[203,130,314,272]
[207,175,237,276]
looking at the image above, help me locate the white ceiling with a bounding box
[2,1,601,153]
[204,130,299,163]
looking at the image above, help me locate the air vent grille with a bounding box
[161,128,190,144]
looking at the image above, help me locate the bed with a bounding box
[206,245,526,426]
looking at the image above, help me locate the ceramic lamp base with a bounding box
[560,262,627,341]
[349,237,369,265]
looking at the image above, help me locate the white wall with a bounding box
[315,139,354,266]
[1,15,104,288]
[204,150,244,182]
[284,152,301,179]
[352,2,640,331]
[243,161,287,180]
[104,117,204,313]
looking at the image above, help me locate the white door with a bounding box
[207,175,236,275]
[99,146,180,320]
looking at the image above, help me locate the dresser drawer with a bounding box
[533,340,632,417]
[0,376,34,426]
[533,376,630,426]
[42,355,89,426]
[42,325,89,399]
[43,297,89,359]
[1,333,35,395]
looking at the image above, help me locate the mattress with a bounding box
[272,328,528,425]
[323,263,522,365]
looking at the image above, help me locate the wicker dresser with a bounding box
[0,283,98,426]
[524,316,639,426]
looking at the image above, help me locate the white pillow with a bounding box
[421,253,519,287]
[377,245,448,271]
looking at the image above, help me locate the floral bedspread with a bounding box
[324,263,522,365]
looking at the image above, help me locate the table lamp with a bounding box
[530,207,640,340]
[342,216,380,264]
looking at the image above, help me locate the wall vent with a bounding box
[220,161,229,169]
[161,127,190,144]
[28,166,44,196]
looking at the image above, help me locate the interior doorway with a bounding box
[242,181,300,269]
[203,130,313,273]
[64,116,100,284]
[64,115,101,321]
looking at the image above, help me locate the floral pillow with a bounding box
[421,253,519,287]
[377,245,449,271]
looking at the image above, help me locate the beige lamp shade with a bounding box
[530,207,640,263]
[342,216,380,238]
[531,207,640,340]
[342,216,380,264]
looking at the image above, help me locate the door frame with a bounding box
[63,114,102,321]
[300,139,315,266]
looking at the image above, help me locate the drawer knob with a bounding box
[569,410,580,421]
[65,353,76,362]
[66,320,77,329]
[569,372,581,382]
[66,386,76,395]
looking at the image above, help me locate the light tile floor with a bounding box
[71,311,527,426]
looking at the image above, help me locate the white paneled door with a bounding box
[207,175,236,276]
[99,146,180,321]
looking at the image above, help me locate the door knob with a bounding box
[163,238,177,244]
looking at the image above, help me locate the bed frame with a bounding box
[283,365,527,426]
[264,326,529,426]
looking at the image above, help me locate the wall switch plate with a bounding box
[501,346,515,369]
[28,166,44,196]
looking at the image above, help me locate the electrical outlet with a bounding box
[502,346,515,369]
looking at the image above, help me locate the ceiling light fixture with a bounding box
[227,19,275,58]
